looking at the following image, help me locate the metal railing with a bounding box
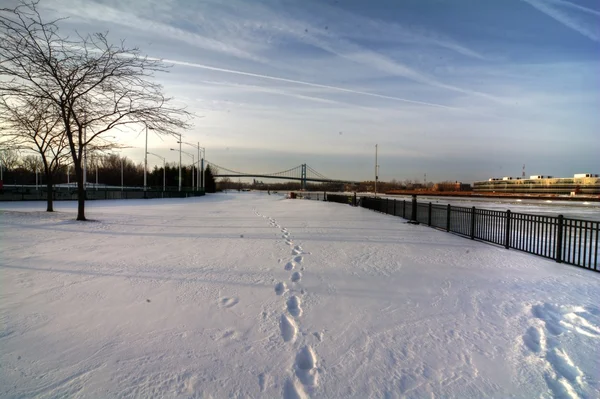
[357,196,599,272]
[0,187,205,201]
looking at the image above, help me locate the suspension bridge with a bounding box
[206,162,359,189]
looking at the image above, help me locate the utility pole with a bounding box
[375,144,378,195]
[121,157,124,191]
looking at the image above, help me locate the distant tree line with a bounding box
[0,149,216,190]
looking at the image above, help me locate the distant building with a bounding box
[473,174,600,195]
[433,181,471,192]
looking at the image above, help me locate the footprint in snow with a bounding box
[285,261,296,271]
[287,295,302,317]
[280,314,298,343]
[219,297,239,308]
[295,346,319,387]
[275,282,288,296]
[291,272,302,283]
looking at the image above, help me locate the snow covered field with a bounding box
[1,193,600,398]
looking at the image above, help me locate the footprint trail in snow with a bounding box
[522,303,598,398]
[254,208,320,397]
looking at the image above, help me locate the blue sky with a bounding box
[38,0,599,182]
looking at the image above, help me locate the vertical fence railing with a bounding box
[351,196,599,272]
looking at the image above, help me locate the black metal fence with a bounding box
[0,186,205,201]
[324,193,356,205]
[358,196,599,272]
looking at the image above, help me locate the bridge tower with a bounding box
[301,164,307,190]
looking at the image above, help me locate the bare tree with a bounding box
[0,95,71,210]
[0,1,192,220]
[20,154,42,171]
[0,148,20,170]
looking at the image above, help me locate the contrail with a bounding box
[163,58,461,111]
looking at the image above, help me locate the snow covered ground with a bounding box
[1,193,600,398]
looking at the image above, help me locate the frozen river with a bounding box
[374,195,600,221]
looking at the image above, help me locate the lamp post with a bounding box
[183,142,205,191]
[147,152,166,192]
[174,134,182,191]
[171,148,194,189]
[144,126,155,191]
[83,115,87,191]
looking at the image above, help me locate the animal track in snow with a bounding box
[287,295,302,317]
[291,272,302,283]
[292,248,302,255]
[295,346,319,387]
[280,314,298,343]
[293,256,303,264]
[219,297,239,308]
[286,240,294,246]
[275,282,288,296]
[285,261,296,271]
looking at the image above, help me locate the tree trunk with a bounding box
[73,161,86,221]
[46,175,54,212]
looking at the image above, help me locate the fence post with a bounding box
[446,204,451,232]
[353,192,357,206]
[324,191,327,202]
[386,198,390,214]
[505,210,511,249]
[470,206,476,240]
[428,202,432,226]
[403,200,406,218]
[410,195,417,222]
[556,215,564,263]
[393,199,396,216]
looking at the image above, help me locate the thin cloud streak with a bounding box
[521,0,600,42]
[546,0,600,17]
[164,59,462,111]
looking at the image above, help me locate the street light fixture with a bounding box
[147,152,166,192]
